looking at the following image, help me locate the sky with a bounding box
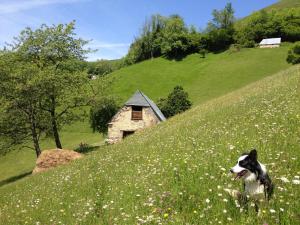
[0,0,278,61]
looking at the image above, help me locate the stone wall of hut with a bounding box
[107,106,160,144]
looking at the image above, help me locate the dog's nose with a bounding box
[230,169,233,173]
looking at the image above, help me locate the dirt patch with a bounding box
[32,149,83,174]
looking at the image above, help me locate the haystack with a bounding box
[32,149,83,174]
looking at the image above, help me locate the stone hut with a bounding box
[259,38,281,48]
[107,90,166,143]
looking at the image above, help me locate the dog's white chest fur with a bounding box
[244,172,265,195]
[245,181,265,195]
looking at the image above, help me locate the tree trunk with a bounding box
[30,118,41,157]
[51,111,62,149]
[151,48,153,60]
[50,95,62,149]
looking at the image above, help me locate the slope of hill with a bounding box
[0,45,292,187]
[111,45,291,105]
[0,65,299,224]
[0,121,102,185]
[266,0,300,10]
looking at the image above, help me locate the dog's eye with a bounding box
[239,161,246,166]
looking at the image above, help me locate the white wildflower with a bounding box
[280,177,289,183]
[292,180,300,185]
[229,145,235,150]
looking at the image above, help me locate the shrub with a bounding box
[90,97,119,134]
[228,44,242,54]
[287,42,300,65]
[199,49,208,58]
[74,142,98,154]
[158,86,192,118]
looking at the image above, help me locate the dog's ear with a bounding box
[249,149,257,161]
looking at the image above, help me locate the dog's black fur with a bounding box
[229,149,274,212]
[239,149,274,200]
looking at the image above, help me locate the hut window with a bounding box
[132,106,143,120]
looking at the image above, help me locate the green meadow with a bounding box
[1,0,300,224]
[111,46,291,104]
[0,65,299,224]
[0,45,292,186]
[0,121,102,185]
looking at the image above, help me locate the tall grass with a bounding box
[0,46,291,184]
[0,66,299,224]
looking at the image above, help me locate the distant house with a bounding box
[91,75,97,80]
[107,90,166,144]
[259,38,281,48]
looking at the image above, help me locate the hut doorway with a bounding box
[123,131,135,139]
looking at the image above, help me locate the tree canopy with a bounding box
[0,51,49,156]
[124,4,300,65]
[158,86,192,118]
[0,22,102,157]
[89,97,119,134]
[287,41,300,64]
[125,14,203,64]
[235,8,300,47]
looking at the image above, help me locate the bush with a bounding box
[287,42,300,65]
[74,142,99,154]
[199,49,208,58]
[228,44,242,54]
[87,59,124,78]
[90,97,119,134]
[158,86,192,118]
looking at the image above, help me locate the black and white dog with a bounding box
[226,149,274,205]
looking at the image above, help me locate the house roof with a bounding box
[259,38,281,45]
[125,90,166,121]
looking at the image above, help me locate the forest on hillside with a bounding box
[86,3,300,77]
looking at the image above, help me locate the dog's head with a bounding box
[230,149,263,181]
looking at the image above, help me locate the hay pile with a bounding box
[32,149,83,174]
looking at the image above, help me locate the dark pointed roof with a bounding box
[125,90,166,121]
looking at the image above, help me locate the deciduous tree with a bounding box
[90,97,119,134]
[10,22,91,149]
[158,86,192,118]
[0,52,49,157]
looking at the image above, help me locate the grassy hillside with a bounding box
[111,45,291,105]
[266,0,300,10]
[0,121,103,185]
[0,65,299,224]
[0,45,292,187]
